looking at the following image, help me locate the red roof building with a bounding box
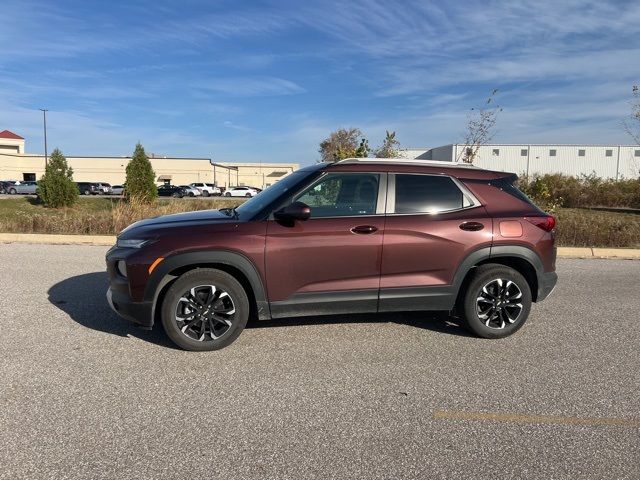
[0,130,24,140]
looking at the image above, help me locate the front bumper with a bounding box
[107,287,153,329]
[537,271,558,301]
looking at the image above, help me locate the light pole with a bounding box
[39,108,49,165]
[259,157,263,189]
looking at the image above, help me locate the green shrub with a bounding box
[125,143,157,203]
[518,174,640,210]
[36,148,79,208]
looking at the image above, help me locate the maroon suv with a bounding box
[106,159,557,351]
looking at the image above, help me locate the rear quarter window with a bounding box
[394,174,463,213]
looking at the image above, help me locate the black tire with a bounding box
[161,268,250,351]
[202,190,209,197]
[83,190,90,195]
[460,264,532,339]
[224,192,231,197]
[9,188,16,194]
[188,192,195,197]
[245,193,251,197]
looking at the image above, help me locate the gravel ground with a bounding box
[0,244,638,480]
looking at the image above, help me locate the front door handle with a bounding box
[459,221,484,231]
[351,225,378,235]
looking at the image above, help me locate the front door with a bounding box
[266,172,386,318]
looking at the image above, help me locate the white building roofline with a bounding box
[452,143,639,147]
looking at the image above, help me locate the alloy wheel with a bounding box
[476,278,523,329]
[175,285,236,341]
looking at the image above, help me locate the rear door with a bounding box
[379,173,492,312]
[265,172,387,318]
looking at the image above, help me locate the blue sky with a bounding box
[2,0,639,164]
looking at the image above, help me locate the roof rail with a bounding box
[334,157,479,168]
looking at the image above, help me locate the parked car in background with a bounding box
[158,185,187,198]
[224,186,258,197]
[95,182,113,195]
[111,185,125,195]
[179,185,202,197]
[189,182,221,197]
[76,182,99,195]
[0,180,19,194]
[10,181,38,195]
[107,157,557,351]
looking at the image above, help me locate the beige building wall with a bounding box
[0,137,25,155]
[0,154,45,181]
[219,162,299,188]
[0,153,240,187]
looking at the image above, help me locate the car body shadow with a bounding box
[47,271,177,349]
[48,271,473,348]
[247,311,473,337]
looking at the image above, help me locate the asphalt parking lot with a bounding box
[0,244,638,480]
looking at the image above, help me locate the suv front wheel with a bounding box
[161,268,249,351]
[461,264,532,339]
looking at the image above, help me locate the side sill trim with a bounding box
[378,286,456,312]
[270,289,378,318]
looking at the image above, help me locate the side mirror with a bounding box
[274,201,311,222]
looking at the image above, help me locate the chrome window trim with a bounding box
[386,173,482,215]
[375,173,388,215]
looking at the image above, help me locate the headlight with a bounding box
[116,238,149,249]
[116,260,127,277]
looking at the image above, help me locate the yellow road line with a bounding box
[433,410,640,427]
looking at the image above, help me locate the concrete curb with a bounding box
[0,233,116,246]
[1,233,639,259]
[557,247,640,259]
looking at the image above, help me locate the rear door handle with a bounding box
[351,225,378,234]
[459,221,484,231]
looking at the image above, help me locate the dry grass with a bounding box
[1,197,639,248]
[0,196,243,235]
[556,208,640,248]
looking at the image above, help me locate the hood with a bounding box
[119,209,237,238]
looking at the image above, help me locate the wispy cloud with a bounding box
[2,0,639,163]
[223,120,253,132]
[198,77,305,97]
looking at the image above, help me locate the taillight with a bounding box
[525,215,556,232]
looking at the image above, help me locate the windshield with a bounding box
[234,170,315,219]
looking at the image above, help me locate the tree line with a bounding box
[35,85,640,209]
[37,143,157,208]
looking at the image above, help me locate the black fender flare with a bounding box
[451,245,544,303]
[144,250,270,322]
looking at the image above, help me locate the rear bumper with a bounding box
[537,271,558,301]
[107,287,153,329]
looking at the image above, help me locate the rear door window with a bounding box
[393,174,464,214]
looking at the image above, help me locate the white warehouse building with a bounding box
[403,144,640,179]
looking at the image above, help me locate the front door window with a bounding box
[295,173,380,217]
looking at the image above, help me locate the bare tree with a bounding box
[457,89,502,164]
[622,85,640,176]
[623,85,640,145]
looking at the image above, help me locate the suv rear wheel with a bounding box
[161,268,249,351]
[461,264,532,339]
